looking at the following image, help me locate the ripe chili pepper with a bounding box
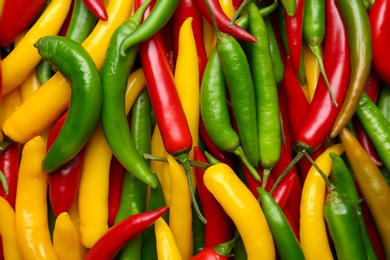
[190,235,239,260]
[100,0,157,188]
[248,2,281,187]
[15,136,57,259]
[1,0,72,96]
[0,197,22,259]
[294,0,351,154]
[34,36,101,173]
[203,163,275,259]
[0,142,19,209]
[194,147,235,248]
[200,49,259,181]
[120,0,180,55]
[0,0,46,47]
[369,0,390,85]
[339,127,390,258]
[19,69,41,101]
[46,111,85,217]
[329,152,378,260]
[82,0,108,21]
[107,156,125,227]
[84,206,169,259]
[257,187,305,260]
[330,0,373,138]
[2,0,132,144]
[154,217,183,260]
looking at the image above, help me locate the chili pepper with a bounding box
[355,91,390,174]
[248,2,280,187]
[299,143,344,259]
[1,0,72,96]
[0,142,19,209]
[154,217,183,260]
[15,136,57,259]
[203,163,275,259]
[330,0,373,138]
[294,0,351,154]
[107,157,125,227]
[119,0,180,55]
[239,161,275,198]
[82,0,108,21]
[277,83,293,156]
[34,36,101,173]
[2,0,132,144]
[68,199,89,257]
[84,206,168,259]
[19,69,41,102]
[192,194,205,256]
[46,111,85,217]
[190,235,239,260]
[281,0,296,16]
[378,83,390,122]
[0,197,22,260]
[193,0,257,43]
[329,152,378,260]
[302,43,319,103]
[270,170,297,209]
[138,2,204,223]
[160,21,176,73]
[0,0,46,47]
[339,130,390,258]
[369,0,390,85]
[67,0,98,44]
[100,0,157,188]
[35,60,53,86]
[200,49,259,181]
[194,147,235,248]
[53,212,83,260]
[257,187,305,260]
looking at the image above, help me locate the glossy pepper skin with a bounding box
[82,0,108,21]
[0,0,47,47]
[0,142,19,209]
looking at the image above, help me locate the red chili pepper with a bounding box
[190,235,239,260]
[0,0,47,47]
[193,0,257,43]
[107,156,126,227]
[284,0,305,73]
[369,0,390,85]
[294,0,351,154]
[240,163,275,198]
[232,0,243,10]
[283,207,300,241]
[138,0,205,223]
[278,82,293,157]
[82,0,108,21]
[84,206,169,259]
[46,111,84,217]
[271,170,296,208]
[193,147,235,248]
[0,142,20,209]
[160,21,176,73]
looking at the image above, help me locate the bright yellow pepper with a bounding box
[2,0,72,95]
[19,69,41,102]
[0,197,22,260]
[15,135,58,260]
[203,17,216,58]
[155,217,183,260]
[125,67,147,115]
[2,0,133,144]
[53,212,83,260]
[303,42,321,103]
[0,88,21,129]
[78,122,112,249]
[299,143,344,260]
[167,155,193,260]
[68,198,88,257]
[219,0,236,18]
[203,163,275,260]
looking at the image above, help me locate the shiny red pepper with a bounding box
[0,0,47,47]
[194,147,235,248]
[107,156,126,227]
[46,111,84,217]
[0,142,20,209]
[369,0,390,85]
[190,235,239,260]
[82,0,108,21]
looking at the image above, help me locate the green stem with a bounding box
[233,146,261,181]
[0,171,9,195]
[302,151,335,191]
[262,168,271,188]
[229,0,253,27]
[143,153,210,170]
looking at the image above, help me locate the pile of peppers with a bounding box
[1,0,390,259]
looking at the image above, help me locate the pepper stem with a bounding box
[176,153,207,224]
[262,168,271,188]
[233,146,261,181]
[143,153,210,170]
[0,171,9,195]
[229,0,252,27]
[213,234,241,256]
[0,134,14,154]
[302,151,336,191]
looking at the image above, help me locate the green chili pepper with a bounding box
[248,2,281,188]
[34,36,101,173]
[329,152,378,260]
[100,0,157,188]
[257,187,304,260]
[377,83,390,123]
[36,59,53,85]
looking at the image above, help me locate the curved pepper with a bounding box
[155,216,183,260]
[0,197,22,259]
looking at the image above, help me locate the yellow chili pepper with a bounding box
[78,123,112,248]
[68,198,88,257]
[53,212,83,260]
[167,155,193,260]
[203,163,275,260]
[219,0,236,18]
[174,17,199,191]
[15,135,58,260]
[339,127,390,258]
[19,69,41,102]
[0,88,21,129]
[0,197,22,260]
[125,67,147,115]
[303,42,321,103]
[203,17,216,58]
[155,217,183,260]
[2,0,71,96]
[2,0,133,144]
[299,143,344,260]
